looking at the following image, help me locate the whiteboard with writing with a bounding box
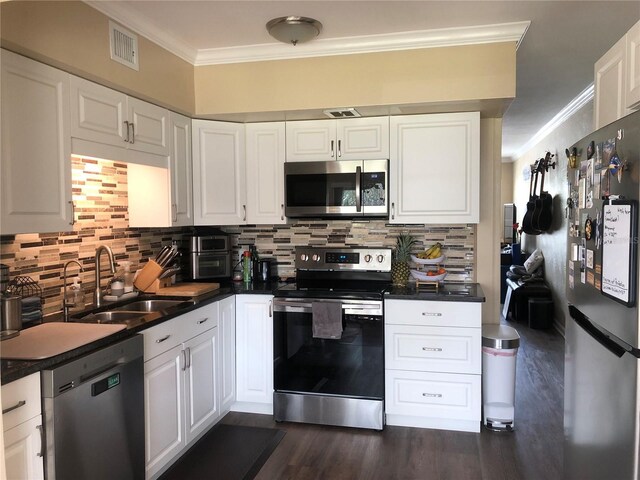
[601,202,637,306]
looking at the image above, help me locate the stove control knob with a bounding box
[312,254,320,262]
[364,254,372,263]
[300,254,308,261]
[377,254,385,263]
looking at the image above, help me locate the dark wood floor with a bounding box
[222,318,565,480]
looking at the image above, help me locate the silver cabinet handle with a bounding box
[156,335,171,343]
[422,312,443,317]
[242,204,246,222]
[391,202,395,220]
[172,203,178,222]
[124,121,130,143]
[182,349,187,371]
[269,300,273,318]
[422,347,443,352]
[186,347,191,369]
[2,400,26,415]
[422,393,443,398]
[330,140,335,158]
[69,201,76,226]
[338,139,342,158]
[281,204,284,221]
[36,425,44,457]
[197,317,209,325]
[130,122,135,144]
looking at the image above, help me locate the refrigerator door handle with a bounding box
[568,305,640,358]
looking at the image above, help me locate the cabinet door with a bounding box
[128,96,170,156]
[246,122,286,224]
[192,120,246,225]
[1,50,72,234]
[144,344,185,479]
[285,120,337,161]
[184,327,219,445]
[337,117,389,160]
[626,20,640,109]
[70,75,127,146]
[170,112,193,226]
[219,296,236,413]
[235,295,273,409]
[389,112,480,224]
[595,36,627,129]
[3,415,44,480]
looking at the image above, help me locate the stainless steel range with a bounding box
[273,246,391,430]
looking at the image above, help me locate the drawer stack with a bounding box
[384,299,482,433]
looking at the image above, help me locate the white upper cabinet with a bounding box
[389,112,480,224]
[192,120,246,225]
[594,19,640,129]
[169,113,193,226]
[1,50,73,234]
[70,75,170,157]
[595,36,628,129]
[625,20,640,109]
[286,117,389,162]
[245,122,286,224]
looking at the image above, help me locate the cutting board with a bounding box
[155,282,220,297]
[0,322,126,360]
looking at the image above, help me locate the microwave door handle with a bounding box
[355,166,362,212]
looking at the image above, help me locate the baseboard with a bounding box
[231,401,273,415]
[553,319,565,338]
[385,413,481,433]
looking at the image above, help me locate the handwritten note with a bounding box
[601,204,635,305]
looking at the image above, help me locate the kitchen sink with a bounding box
[111,299,187,313]
[79,311,146,323]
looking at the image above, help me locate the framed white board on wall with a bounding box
[601,200,638,307]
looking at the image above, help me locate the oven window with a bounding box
[192,253,229,278]
[286,173,357,207]
[274,311,384,399]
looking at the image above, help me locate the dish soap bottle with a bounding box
[243,251,252,283]
[67,278,85,311]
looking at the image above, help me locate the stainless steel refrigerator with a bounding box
[565,109,640,479]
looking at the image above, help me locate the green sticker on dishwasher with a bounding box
[107,373,120,389]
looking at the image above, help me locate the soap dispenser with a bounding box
[120,261,135,293]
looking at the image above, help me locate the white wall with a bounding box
[511,101,594,331]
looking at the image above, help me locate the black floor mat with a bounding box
[159,423,285,480]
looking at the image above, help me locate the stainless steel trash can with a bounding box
[482,324,520,431]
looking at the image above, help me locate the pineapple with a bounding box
[392,232,416,286]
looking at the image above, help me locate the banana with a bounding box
[423,243,439,257]
[428,246,441,259]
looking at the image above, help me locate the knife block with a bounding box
[133,260,163,291]
[141,277,173,293]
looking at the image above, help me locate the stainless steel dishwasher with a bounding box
[41,335,144,480]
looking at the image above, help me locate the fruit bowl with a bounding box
[411,269,447,282]
[411,254,445,265]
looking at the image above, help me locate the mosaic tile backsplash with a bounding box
[1,157,477,317]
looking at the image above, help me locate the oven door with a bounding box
[190,252,230,279]
[284,160,388,218]
[273,298,384,400]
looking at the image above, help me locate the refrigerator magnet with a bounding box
[586,249,594,269]
[587,140,595,159]
[586,270,595,286]
[584,217,593,241]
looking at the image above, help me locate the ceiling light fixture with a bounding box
[266,16,322,46]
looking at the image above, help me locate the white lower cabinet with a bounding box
[2,373,44,480]
[384,299,482,433]
[219,295,236,413]
[233,294,273,414]
[143,300,231,480]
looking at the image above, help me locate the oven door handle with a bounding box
[273,299,382,314]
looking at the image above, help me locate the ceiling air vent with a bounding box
[323,108,361,118]
[109,21,139,71]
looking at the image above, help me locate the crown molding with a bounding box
[84,1,198,64]
[511,83,594,161]
[83,1,529,66]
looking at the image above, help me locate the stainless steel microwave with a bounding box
[284,159,388,218]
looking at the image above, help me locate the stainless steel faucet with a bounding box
[94,245,116,307]
[63,260,84,322]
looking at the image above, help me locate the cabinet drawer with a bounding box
[385,299,481,328]
[385,370,480,421]
[385,324,481,374]
[2,373,41,431]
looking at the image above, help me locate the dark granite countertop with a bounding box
[384,283,485,302]
[1,280,283,385]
